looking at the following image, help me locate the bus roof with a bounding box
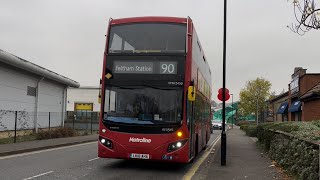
[110,16,188,25]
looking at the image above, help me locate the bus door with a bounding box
[187,99,195,159]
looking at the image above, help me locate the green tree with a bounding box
[238,78,272,118]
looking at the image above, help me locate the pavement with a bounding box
[0,134,98,156]
[193,126,288,180]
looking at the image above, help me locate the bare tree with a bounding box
[288,0,320,35]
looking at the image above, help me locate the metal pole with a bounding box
[73,113,75,130]
[256,97,259,125]
[49,112,51,131]
[14,111,17,143]
[231,94,233,129]
[91,112,93,134]
[221,0,227,166]
[49,112,51,138]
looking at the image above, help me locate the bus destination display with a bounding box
[113,61,177,74]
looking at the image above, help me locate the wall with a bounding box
[37,79,65,128]
[67,88,100,112]
[0,63,38,130]
[300,74,320,96]
[302,99,320,121]
[0,62,66,131]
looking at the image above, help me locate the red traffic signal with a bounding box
[217,88,230,101]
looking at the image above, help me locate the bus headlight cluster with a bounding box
[167,139,188,152]
[99,136,113,149]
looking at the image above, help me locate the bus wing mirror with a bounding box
[188,86,196,102]
[98,78,102,104]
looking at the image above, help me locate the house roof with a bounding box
[68,86,100,89]
[0,49,80,88]
[268,91,289,103]
[300,82,320,101]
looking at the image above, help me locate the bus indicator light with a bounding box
[177,131,183,137]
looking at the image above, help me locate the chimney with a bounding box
[292,67,307,78]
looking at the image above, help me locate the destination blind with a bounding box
[113,61,177,74]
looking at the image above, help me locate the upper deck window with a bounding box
[108,23,186,53]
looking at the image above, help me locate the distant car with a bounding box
[212,120,222,130]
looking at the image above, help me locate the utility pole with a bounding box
[221,0,228,166]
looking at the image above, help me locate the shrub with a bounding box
[245,125,258,137]
[257,121,320,141]
[253,121,320,180]
[237,121,251,126]
[36,127,78,140]
[240,124,248,130]
[311,120,320,128]
[268,135,319,180]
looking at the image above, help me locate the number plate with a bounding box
[130,153,150,159]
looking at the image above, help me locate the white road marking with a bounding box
[0,141,96,160]
[182,135,221,180]
[23,171,54,180]
[88,157,100,162]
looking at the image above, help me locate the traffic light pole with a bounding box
[221,0,227,166]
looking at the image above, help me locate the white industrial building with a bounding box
[67,87,100,112]
[0,49,80,132]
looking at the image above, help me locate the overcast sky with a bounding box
[1,0,319,102]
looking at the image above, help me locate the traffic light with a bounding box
[217,88,230,101]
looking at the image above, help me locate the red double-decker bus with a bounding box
[98,16,212,163]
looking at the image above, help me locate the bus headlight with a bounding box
[99,136,113,149]
[167,139,188,152]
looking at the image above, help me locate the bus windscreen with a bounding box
[104,86,183,125]
[108,23,186,53]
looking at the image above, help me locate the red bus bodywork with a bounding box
[98,17,212,163]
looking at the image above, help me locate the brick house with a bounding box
[288,67,320,121]
[268,67,320,122]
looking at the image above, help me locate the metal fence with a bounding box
[0,110,100,143]
[65,111,99,133]
[0,110,63,143]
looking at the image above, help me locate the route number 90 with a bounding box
[160,62,177,74]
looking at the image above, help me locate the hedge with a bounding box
[241,121,320,180]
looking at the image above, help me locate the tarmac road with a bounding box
[0,131,221,180]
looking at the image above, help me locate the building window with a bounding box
[27,86,37,96]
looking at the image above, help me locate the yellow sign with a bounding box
[75,103,93,111]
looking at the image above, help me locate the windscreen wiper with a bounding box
[142,84,178,90]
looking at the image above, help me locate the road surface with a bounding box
[0,130,221,180]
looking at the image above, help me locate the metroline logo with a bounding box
[129,137,152,143]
